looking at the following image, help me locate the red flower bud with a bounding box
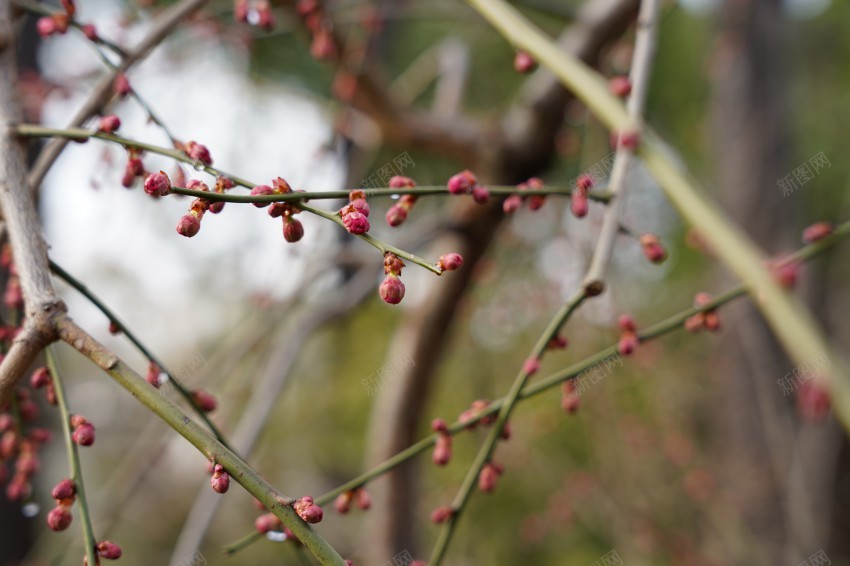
[386,204,408,227]
[639,233,667,264]
[6,476,30,501]
[96,541,123,560]
[283,217,305,243]
[561,380,580,413]
[447,170,477,195]
[355,488,371,510]
[431,418,448,433]
[769,258,800,289]
[430,506,453,524]
[47,506,73,531]
[37,17,57,38]
[98,115,121,134]
[310,29,336,60]
[255,513,282,533]
[143,171,171,197]
[82,24,98,41]
[502,194,523,214]
[29,428,52,444]
[176,213,202,238]
[379,274,405,305]
[437,253,463,272]
[30,367,51,389]
[617,314,636,333]
[256,0,275,30]
[523,357,540,375]
[802,221,832,244]
[513,51,537,74]
[210,464,230,493]
[146,361,161,388]
[60,0,76,16]
[52,478,77,501]
[294,496,324,523]
[185,141,213,165]
[334,492,352,514]
[617,332,638,356]
[570,192,588,218]
[342,210,370,235]
[191,389,218,413]
[114,74,131,98]
[250,185,274,207]
[576,174,594,193]
[612,130,640,150]
[234,0,249,22]
[609,75,632,97]
[69,414,88,428]
[72,422,95,446]
[432,434,452,466]
[548,335,569,350]
[478,462,501,493]
[797,379,831,422]
[471,186,490,204]
[389,175,416,189]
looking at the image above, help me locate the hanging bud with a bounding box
[432,434,452,466]
[82,24,98,41]
[256,0,275,30]
[575,174,594,193]
[618,333,639,356]
[617,314,636,333]
[334,492,352,514]
[355,488,371,510]
[570,192,588,218]
[47,506,73,531]
[471,186,490,204]
[37,17,58,38]
[283,217,305,243]
[185,141,213,165]
[386,204,408,227]
[379,274,405,305]
[210,464,230,493]
[234,0,249,22]
[437,253,463,272]
[513,51,537,74]
[502,194,523,214]
[145,362,161,388]
[176,213,201,238]
[561,380,580,413]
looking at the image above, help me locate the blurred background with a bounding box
[3,0,850,564]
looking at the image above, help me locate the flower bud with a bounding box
[30,367,51,389]
[145,362,161,388]
[389,175,416,188]
[639,233,667,264]
[386,204,408,227]
[769,258,800,289]
[342,210,370,235]
[185,141,213,165]
[113,74,131,98]
[47,506,73,531]
[334,492,352,514]
[478,462,501,493]
[355,488,371,510]
[96,541,122,560]
[82,24,98,41]
[609,75,632,97]
[211,464,230,493]
[432,434,452,466]
[502,194,523,214]
[294,496,324,523]
[617,332,638,356]
[6,475,29,501]
[29,428,52,444]
[447,170,476,195]
[72,422,95,446]
[176,213,201,238]
[256,0,275,30]
[379,274,405,305]
[576,174,594,193]
[430,506,453,524]
[349,198,371,217]
[437,253,463,272]
[684,313,704,332]
[143,171,171,197]
[37,17,57,38]
[98,115,121,134]
[431,418,448,433]
[570,192,588,218]
[52,478,77,502]
[561,381,580,413]
[797,379,831,422]
[255,513,282,534]
[0,414,13,433]
[523,357,540,375]
[613,130,640,150]
[191,389,218,413]
[310,28,336,60]
[548,335,569,350]
[471,186,490,204]
[383,253,405,276]
[513,51,537,74]
[234,0,249,22]
[283,216,305,243]
[617,314,636,333]
[802,221,832,244]
[70,414,88,429]
[250,185,274,207]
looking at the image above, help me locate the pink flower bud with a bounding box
[60,0,76,16]
[432,434,452,466]
[82,24,98,41]
[562,381,580,413]
[145,361,161,388]
[548,335,568,350]
[96,541,123,560]
[802,221,832,244]
[255,513,282,533]
[72,422,95,446]
[176,213,202,238]
[310,29,336,60]
[30,367,51,389]
[684,313,704,333]
[355,488,371,510]
[256,0,275,30]
[478,462,502,493]
[513,51,537,74]
[143,171,171,197]
[28,428,52,444]
[617,332,638,356]
[349,198,371,217]
[379,274,405,305]
[98,115,121,134]
[523,357,540,375]
[19,400,37,422]
[431,418,448,433]
[613,130,640,150]
[342,210,370,235]
[113,74,131,98]
[0,414,13,433]
[437,253,463,272]
[250,185,274,207]
[47,506,73,531]
[37,17,57,38]
[639,233,667,264]
[447,170,476,195]
[211,464,230,493]
[334,492,352,514]
[576,174,594,193]
[191,389,218,413]
[52,478,77,501]
[294,496,324,523]
[386,203,408,227]
[617,314,636,333]
[384,253,405,275]
[15,452,39,476]
[502,194,523,214]
[769,258,800,289]
[471,186,490,204]
[69,414,88,429]
[430,506,453,524]
[6,476,30,501]
[283,217,305,243]
[570,192,588,218]
[389,175,416,188]
[234,0,249,22]
[703,311,721,332]
[609,75,632,97]
[797,379,831,422]
[185,141,213,165]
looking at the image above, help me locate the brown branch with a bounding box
[0,3,64,406]
[27,0,212,192]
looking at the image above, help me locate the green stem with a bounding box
[465,0,850,433]
[223,530,263,555]
[53,316,346,565]
[48,260,234,450]
[46,347,99,566]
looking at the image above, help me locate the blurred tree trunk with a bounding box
[710,1,848,564]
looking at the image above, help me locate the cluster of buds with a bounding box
[379,253,405,305]
[796,379,831,422]
[333,487,371,514]
[97,115,121,135]
[234,0,275,31]
[70,415,96,446]
[561,380,580,414]
[639,233,668,264]
[31,366,57,406]
[478,461,504,493]
[447,170,490,204]
[386,176,418,227]
[47,478,76,531]
[616,314,639,356]
[609,75,632,97]
[430,419,452,466]
[36,0,74,38]
[175,180,213,238]
[2,410,51,502]
[684,292,720,332]
[210,463,230,494]
[339,189,371,235]
[293,496,324,523]
[503,177,548,215]
[191,389,218,413]
[254,178,306,242]
[121,148,145,188]
[458,400,510,439]
[513,51,537,74]
[295,0,338,60]
[802,221,833,244]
